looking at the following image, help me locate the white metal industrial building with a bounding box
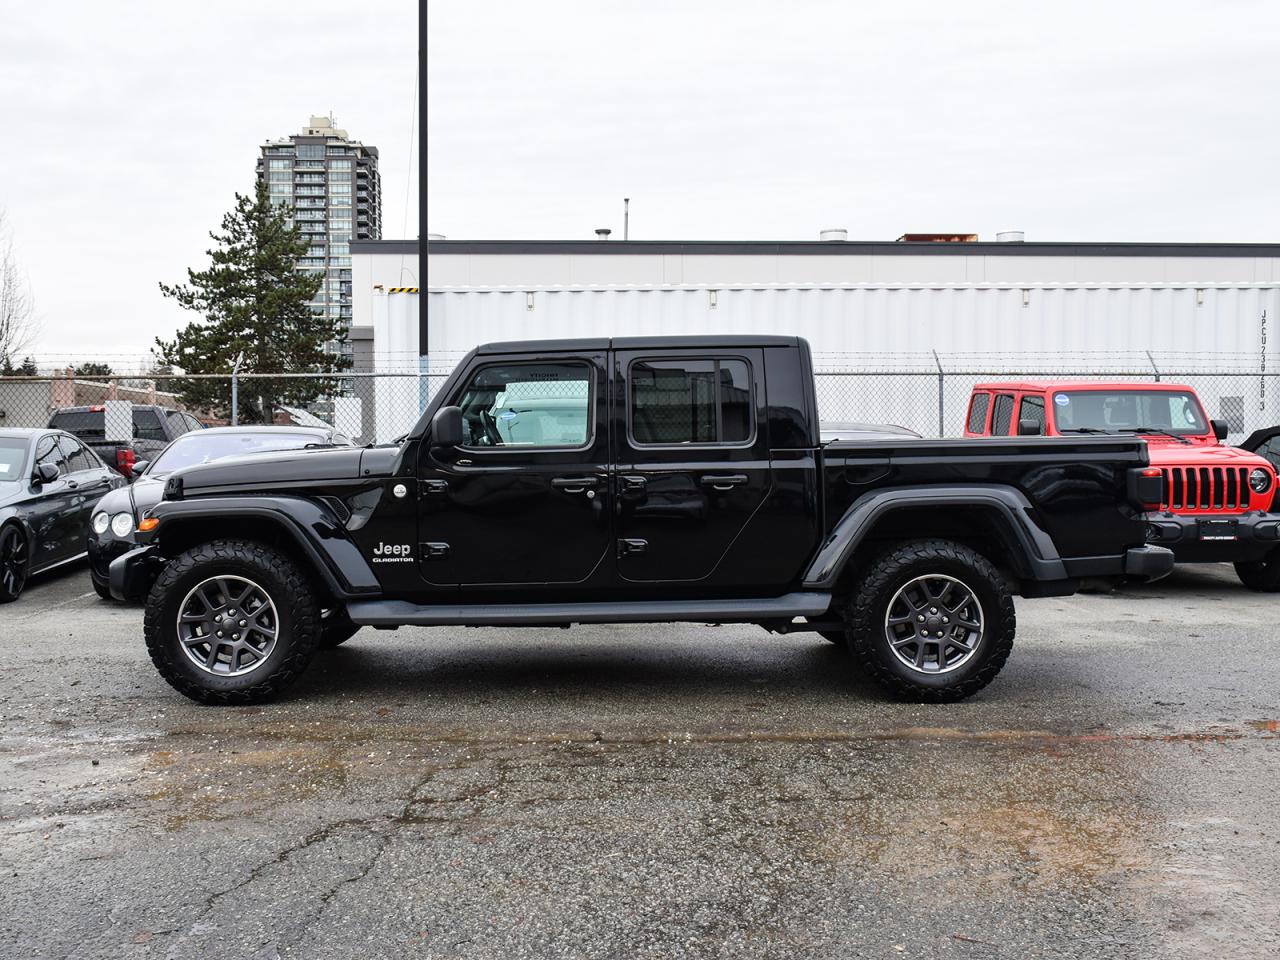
[352,237,1280,439]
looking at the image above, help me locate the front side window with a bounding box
[1054,389,1208,435]
[1019,395,1046,432]
[454,362,592,449]
[630,358,753,445]
[35,436,69,474]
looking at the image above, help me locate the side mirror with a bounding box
[1210,419,1228,441]
[1018,419,1042,436]
[430,405,464,448]
[34,463,60,484]
[131,461,149,477]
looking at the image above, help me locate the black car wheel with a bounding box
[0,525,30,603]
[1234,550,1280,591]
[90,567,114,601]
[144,539,320,704]
[844,539,1015,702]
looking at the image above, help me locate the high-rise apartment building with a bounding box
[256,115,382,356]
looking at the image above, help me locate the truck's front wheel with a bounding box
[1234,550,1280,591]
[143,540,320,704]
[844,539,1014,702]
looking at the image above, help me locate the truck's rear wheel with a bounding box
[143,540,320,704]
[1234,551,1280,591]
[844,539,1014,702]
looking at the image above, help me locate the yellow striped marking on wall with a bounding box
[387,287,419,294]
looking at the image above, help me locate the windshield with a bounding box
[0,438,29,483]
[149,431,326,474]
[1053,390,1208,435]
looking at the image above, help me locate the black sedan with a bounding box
[0,428,126,602]
[88,425,353,600]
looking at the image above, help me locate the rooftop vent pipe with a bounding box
[595,228,612,240]
[995,230,1025,242]
[819,228,848,242]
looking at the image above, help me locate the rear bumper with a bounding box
[108,545,160,602]
[1145,511,1280,562]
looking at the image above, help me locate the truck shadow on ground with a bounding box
[288,633,1027,708]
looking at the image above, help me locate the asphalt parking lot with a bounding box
[1,562,1277,960]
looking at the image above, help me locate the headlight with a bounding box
[110,513,135,538]
[91,512,110,536]
[1249,468,1273,494]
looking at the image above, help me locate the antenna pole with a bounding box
[623,198,630,241]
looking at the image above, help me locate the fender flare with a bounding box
[801,485,1068,589]
[146,495,381,598]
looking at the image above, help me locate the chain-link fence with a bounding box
[2,359,1278,444]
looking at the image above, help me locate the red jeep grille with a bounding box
[1161,466,1251,513]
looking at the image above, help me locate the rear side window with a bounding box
[967,393,991,433]
[133,410,166,441]
[58,436,98,472]
[630,358,753,445]
[1019,395,1046,432]
[991,394,1015,435]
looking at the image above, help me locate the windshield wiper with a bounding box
[1058,427,1115,435]
[1131,428,1192,445]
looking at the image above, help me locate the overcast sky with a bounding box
[1,1,416,365]
[4,1,1279,363]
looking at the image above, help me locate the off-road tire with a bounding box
[143,539,320,705]
[844,539,1015,702]
[319,608,360,649]
[1234,552,1280,592]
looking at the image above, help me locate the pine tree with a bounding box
[74,361,114,381]
[155,181,347,423]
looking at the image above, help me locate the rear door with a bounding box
[58,436,113,548]
[613,348,770,585]
[417,350,613,591]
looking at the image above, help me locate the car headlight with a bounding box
[91,512,111,536]
[1249,468,1273,495]
[110,513,135,538]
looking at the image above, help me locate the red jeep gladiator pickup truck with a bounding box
[965,381,1280,589]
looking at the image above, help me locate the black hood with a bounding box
[92,474,164,519]
[167,445,392,497]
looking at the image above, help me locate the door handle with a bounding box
[420,479,449,494]
[620,475,647,491]
[66,480,79,490]
[618,538,648,556]
[552,476,599,493]
[700,474,748,491]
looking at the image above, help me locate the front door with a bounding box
[613,348,772,586]
[28,435,79,567]
[417,351,613,592]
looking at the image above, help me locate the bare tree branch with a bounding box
[0,211,39,370]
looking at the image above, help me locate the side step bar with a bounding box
[346,592,831,628]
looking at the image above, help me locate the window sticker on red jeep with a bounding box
[1054,393,1070,407]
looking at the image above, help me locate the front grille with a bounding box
[1161,466,1251,513]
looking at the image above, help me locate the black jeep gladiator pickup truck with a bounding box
[111,336,1172,704]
